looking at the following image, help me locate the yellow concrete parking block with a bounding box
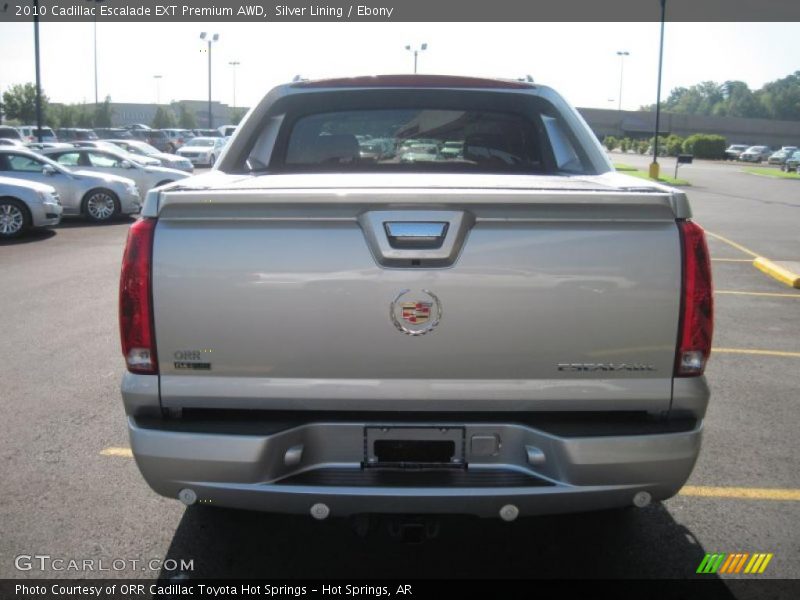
[714,347,800,358]
[753,258,800,289]
[100,447,133,458]
[716,290,800,298]
[680,486,800,501]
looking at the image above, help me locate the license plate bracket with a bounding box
[364,426,465,468]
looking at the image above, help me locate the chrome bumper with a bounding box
[119,193,142,215]
[128,417,702,518]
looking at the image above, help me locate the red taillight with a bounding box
[119,218,158,374]
[676,220,714,377]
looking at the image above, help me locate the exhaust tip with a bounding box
[178,488,197,506]
[499,504,519,522]
[310,503,331,520]
[633,491,652,508]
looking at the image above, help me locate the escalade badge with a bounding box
[390,289,442,335]
[402,301,431,324]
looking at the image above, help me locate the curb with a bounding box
[743,170,800,181]
[753,257,800,289]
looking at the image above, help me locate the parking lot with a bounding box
[0,159,798,586]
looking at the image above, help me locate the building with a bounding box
[577,107,800,148]
[97,100,245,129]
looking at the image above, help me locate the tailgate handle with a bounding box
[384,222,449,249]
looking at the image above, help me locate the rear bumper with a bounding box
[127,416,702,518]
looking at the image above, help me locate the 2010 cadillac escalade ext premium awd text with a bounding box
[119,75,713,520]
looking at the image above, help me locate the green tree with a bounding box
[50,104,73,128]
[152,106,176,129]
[2,83,50,124]
[682,134,727,159]
[230,108,247,125]
[94,95,114,128]
[757,71,800,120]
[603,135,618,151]
[639,70,800,121]
[650,134,684,157]
[177,103,197,129]
[76,104,94,128]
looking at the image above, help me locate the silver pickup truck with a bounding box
[119,75,713,521]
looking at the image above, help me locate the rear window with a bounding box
[282,109,549,173]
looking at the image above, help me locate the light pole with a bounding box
[153,75,162,104]
[200,32,219,129]
[92,0,106,107]
[228,61,240,111]
[650,0,666,179]
[405,43,428,74]
[616,51,629,112]
[34,0,43,141]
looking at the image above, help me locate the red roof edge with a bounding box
[292,74,535,90]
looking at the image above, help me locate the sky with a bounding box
[0,22,798,111]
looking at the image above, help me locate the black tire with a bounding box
[82,189,120,223]
[0,198,31,239]
[208,154,216,167]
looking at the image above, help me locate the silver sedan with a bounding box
[176,136,227,167]
[0,148,140,222]
[0,176,62,238]
[105,140,194,172]
[41,147,190,201]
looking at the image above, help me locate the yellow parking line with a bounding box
[100,447,133,458]
[711,258,752,263]
[716,290,800,298]
[713,348,800,358]
[704,230,760,259]
[680,486,800,501]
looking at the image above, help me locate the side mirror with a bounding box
[42,164,57,176]
[120,160,133,169]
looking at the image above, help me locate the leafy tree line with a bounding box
[1,82,247,129]
[640,71,800,121]
[1,83,114,128]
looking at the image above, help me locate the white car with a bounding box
[176,136,227,167]
[105,140,194,172]
[0,148,140,222]
[16,125,58,143]
[0,176,62,238]
[41,147,190,201]
[68,141,162,167]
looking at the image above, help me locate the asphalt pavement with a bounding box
[0,160,798,590]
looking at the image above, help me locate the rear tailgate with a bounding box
[152,173,683,413]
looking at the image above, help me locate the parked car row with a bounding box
[0,137,202,238]
[725,144,798,164]
[0,124,237,155]
[352,136,468,164]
